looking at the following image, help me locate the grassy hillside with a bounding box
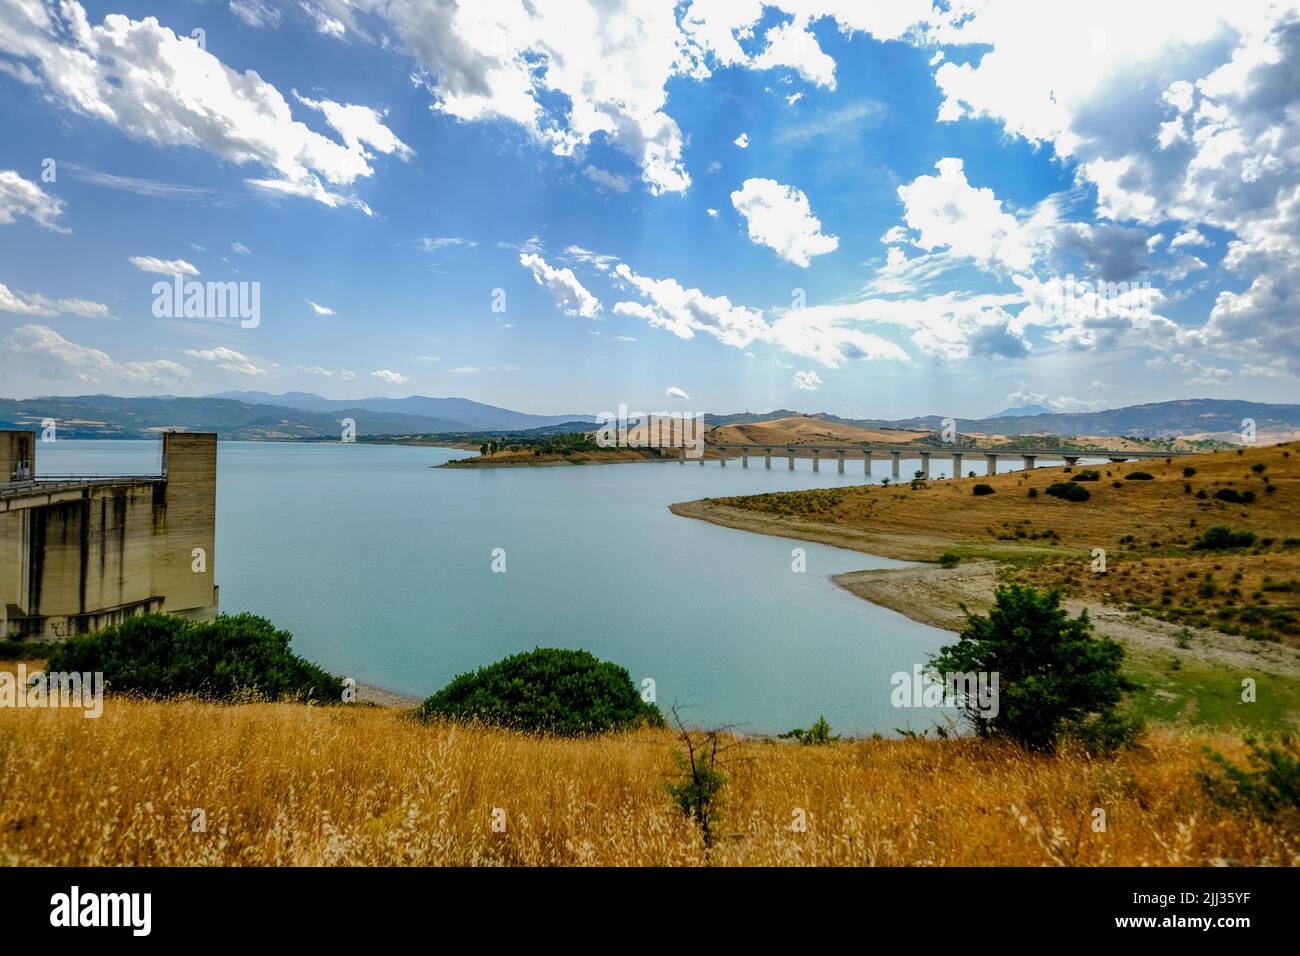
[0,697,1291,866]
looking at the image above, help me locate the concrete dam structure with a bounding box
[0,430,218,640]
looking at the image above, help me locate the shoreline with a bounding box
[668,498,1300,685]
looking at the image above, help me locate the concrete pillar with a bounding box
[920,451,931,478]
[679,447,685,464]
[764,447,772,469]
[719,446,726,467]
[812,449,820,472]
[0,430,36,482]
[1022,454,1036,471]
[836,449,845,473]
[985,453,998,476]
[1108,456,1129,463]
[788,448,795,470]
[1063,456,1079,467]
[741,448,749,468]
[891,450,901,478]
[863,449,872,475]
[951,452,963,478]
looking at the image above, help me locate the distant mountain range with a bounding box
[1,395,1296,442]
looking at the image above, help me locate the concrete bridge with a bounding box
[680,442,1187,477]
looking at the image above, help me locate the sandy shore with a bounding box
[670,499,1300,680]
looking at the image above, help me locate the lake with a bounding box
[35,439,1058,734]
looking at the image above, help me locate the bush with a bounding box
[779,715,839,745]
[1045,481,1091,502]
[972,483,995,496]
[929,585,1139,753]
[1183,466,1197,478]
[0,639,59,659]
[1125,471,1154,481]
[1199,734,1300,820]
[1215,488,1256,504]
[1073,469,1101,481]
[1192,526,1257,551]
[938,551,961,568]
[46,613,342,702]
[417,647,663,735]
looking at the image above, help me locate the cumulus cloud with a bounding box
[613,263,767,348]
[520,253,602,318]
[130,256,200,276]
[0,169,67,232]
[0,282,111,318]
[583,166,631,193]
[307,300,336,316]
[184,346,265,376]
[665,386,690,399]
[730,178,839,267]
[791,369,823,390]
[5,324,190,388]
[229,0,282,29]
[734,132,750,148]
[0,2,409,213]
[371,368,408,384]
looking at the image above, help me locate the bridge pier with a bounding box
[863,449,872,475]
[719,446,726,466]
[985,453,998,476]
[741,448,748,468]
[891,450,901,478]
[788,448,795,470]
[1063,455,1079,467]
[679,447,685,464]
[951,452,963,478]
[812,449,820,472]
[1108,456,1130,463]
[919,451,931,478]
[1022,454,1036,471]
[836,449,845,473]
[764,447,772,469]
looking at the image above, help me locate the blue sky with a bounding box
[1,1,1296,418]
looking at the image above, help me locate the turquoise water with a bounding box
[36,439,1060,734]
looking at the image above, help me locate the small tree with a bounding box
[665,707,737,848]
[779,715,838,745]
[928,585,1139,753]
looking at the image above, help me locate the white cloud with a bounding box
[231,242,251,255]
[6,324,190,388]
[0,3,408,213]
[665,386,690,399]
[184,346,266,376]
[0,170,67,232]
[371,369,408,384]
[229,0,282,29]
[734,132,750,148]
[0,282,111,318]
[419,236,477,252]
[307,300,336,316]
[896,158,1033,273]
[754,18,837,89]
[520,253,602,318]
[706,208,719,218]
[583,165,631,193]
[130,256,200,276]
[730,178,839,267]
[791,369,823,390]
[449,366,479,374]
[613,263,767,348]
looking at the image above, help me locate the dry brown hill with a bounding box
[707,415,928,446]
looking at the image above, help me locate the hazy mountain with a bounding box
[209,391,594,431]
[992,404,1054,418]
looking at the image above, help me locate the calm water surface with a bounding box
[38,439,1068,733]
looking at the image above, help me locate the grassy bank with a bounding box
[0,697,1292,866]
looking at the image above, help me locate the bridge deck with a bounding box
[705,443,1184,459]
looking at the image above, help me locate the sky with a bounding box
[0,0,1297,419]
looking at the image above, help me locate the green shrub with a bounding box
[929,585,1139,753]
[1191,526,1257,551]
[1199,734,1300,820]
[1215,488,1256,504]
[938,551,961,568]
[1183,466,1197,477]
[417,647,663,735]
[972,483,995,496]
[1045,481,1090,502]
[779,715,839,745]
[46,613,342,702]
[0,639,59,659]
[1027,487,1038,498]
[1074,469,1101,481]
[1125,471,1154,481]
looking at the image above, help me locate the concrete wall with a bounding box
[0,431,218,639]
[0,431,34,481]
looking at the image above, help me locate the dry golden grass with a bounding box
[707,415,929,446]
[712,441,1298,557]
[0,698,1295,866]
